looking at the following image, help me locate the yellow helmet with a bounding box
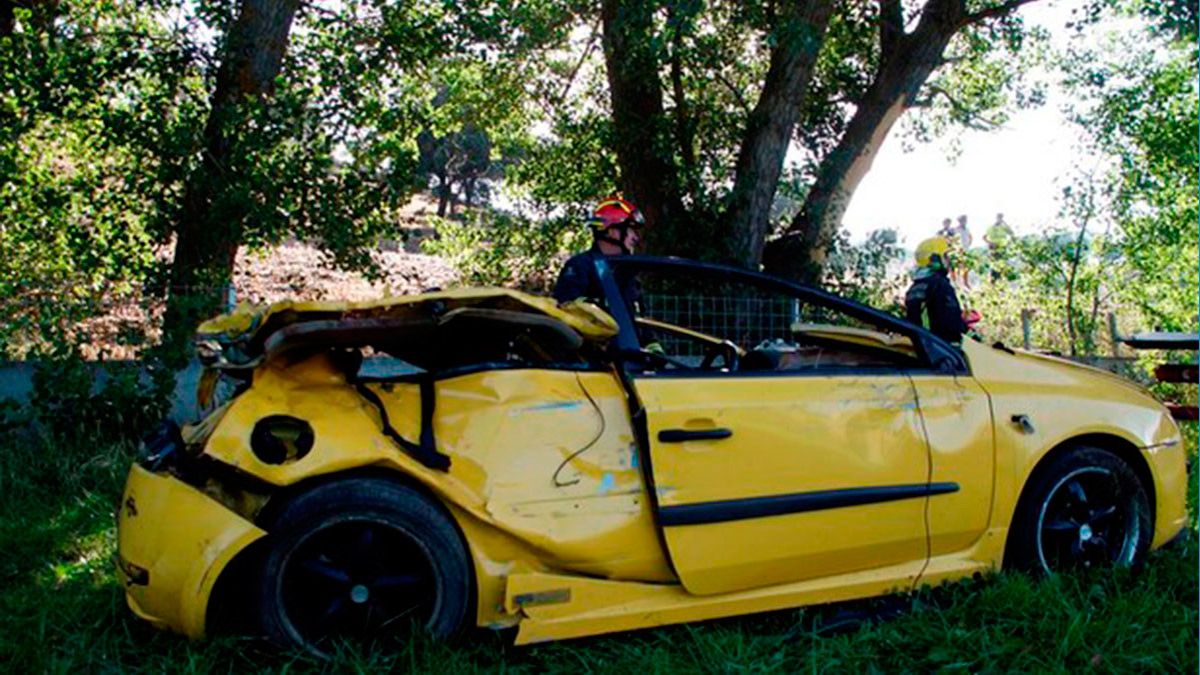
[915,236,951,268]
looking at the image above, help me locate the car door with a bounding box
[636,374,931,595]
[606,259,952,597]
[907,374,994,557]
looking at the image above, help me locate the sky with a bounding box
[840,102,1073,246]
[841,0,1087,247]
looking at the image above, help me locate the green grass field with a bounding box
[1,421,1195,673]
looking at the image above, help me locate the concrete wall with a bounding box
[0,360,205,422]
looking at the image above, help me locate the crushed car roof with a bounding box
[196,287,619,368]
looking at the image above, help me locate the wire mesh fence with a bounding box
[640,293,803,358]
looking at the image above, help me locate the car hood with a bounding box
[966,340,1152,399]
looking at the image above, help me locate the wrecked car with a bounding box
[117,256,1188,653]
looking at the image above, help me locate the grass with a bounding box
[0,416,1195,673]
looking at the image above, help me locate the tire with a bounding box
[256,478,472,656]
[1005,446,1152,576]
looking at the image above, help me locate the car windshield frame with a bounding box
[596,255,968,375]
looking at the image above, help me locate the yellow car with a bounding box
[117,256,1188,654]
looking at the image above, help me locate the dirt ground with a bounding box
[231,241,457,304]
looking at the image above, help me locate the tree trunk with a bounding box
[762,86,912,282]
[0,0,14,36]
[161,0,300,356]
[600,0,686,244]
[667,5,696,193]
[435,174,450,218]
[1065,211,1091,356]
[721,0,834,268]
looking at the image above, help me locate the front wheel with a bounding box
[256,478,472,656]
[1005,447,1152,575]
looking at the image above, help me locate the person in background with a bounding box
[948,214,973,289]
[553,196,644,307]
[983,212,1013,250]
[983,212,1015,281]
[938,217,954,240]
[953,214,973,250]
[905,236,976,345]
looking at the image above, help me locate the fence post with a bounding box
[1020,309,1034,350]
[1108,313,1121,357]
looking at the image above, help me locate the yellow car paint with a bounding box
[636,317,747,354]
[961,340,1188,550]
[117,465,266,637]
[194,354,672,630]
[117,281,1189,647]
[909,373,996,557]
[635,373,929,595]
[790,323,918,357]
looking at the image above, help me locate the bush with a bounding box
[422,210,588,292]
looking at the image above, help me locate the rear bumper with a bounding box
[1161,523,1192,550]
[117,464,266,638]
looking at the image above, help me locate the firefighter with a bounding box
[553,196,644,308]
[905,236,972,344]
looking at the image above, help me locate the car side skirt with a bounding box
[659,483,960,527]
[508,527,1007,645]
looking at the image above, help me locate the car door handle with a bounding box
[658,428,733,443]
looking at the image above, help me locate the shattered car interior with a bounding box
[117,256,1189,654]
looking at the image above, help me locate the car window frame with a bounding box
[597,255,968,377]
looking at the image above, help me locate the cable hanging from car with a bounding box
[551,373,607,487]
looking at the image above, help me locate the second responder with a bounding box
[905,236,974,344]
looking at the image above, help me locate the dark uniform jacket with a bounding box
[905,270,968,344]
[553,248,641,313]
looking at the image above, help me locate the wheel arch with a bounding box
[1025,433,1157,521]
[1003,432,1157,568]
[207,466,479,636]
[252,466,453,530]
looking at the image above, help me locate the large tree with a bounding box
[158,0,585,349]
[596,0,1043,282]
[163,0,303,350]
[765,0,1040,280]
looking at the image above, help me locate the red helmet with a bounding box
[588,196,645,232]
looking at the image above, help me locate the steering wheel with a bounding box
[700,340,740,370]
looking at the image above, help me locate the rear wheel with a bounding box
[257,478,471,656]
[1006,447,1152,575]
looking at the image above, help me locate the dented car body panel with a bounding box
[117,257,1188,645]
[118,465,266,637]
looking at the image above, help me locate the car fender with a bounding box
[963,341,1187,550]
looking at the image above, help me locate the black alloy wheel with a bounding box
[257,478,472,656]
[1007,447,1152,575]
[278,518,436,646]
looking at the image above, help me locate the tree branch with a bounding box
[553,15,602,108]
[667,5,696,183]
[711,68,752,115]
[879,0,904,62]
[959,0,1041,29]
[916,85,1003,129]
